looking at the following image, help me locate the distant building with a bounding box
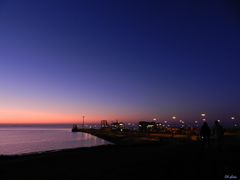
[100,120,109,129]
[139,121,157,133]
[111,121,125,131]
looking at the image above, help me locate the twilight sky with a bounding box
[0,0,239,124]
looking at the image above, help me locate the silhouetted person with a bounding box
[200,122,211,151]
[212,121,224,151]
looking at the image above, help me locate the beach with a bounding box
[0,130,239,180]
[0,1,239,179]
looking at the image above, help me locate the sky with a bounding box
[0,0,239,125]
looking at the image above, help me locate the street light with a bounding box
[201,113,206,122]
[194,120,198,128]
[231,116,238,128]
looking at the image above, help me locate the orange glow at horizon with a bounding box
[0,109,94,124]
[0,108,144,124]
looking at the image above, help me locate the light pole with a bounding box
[231,116,238,128]
[201,113,206,122]
[82,116,85,129]
[172,116,176,127]
[194,121,198,128]
[171,116,176,137]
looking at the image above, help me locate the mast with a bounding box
[82,115,85,129]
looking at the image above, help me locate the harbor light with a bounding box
[201,113,206,117]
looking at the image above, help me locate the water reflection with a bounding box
[0,127,111,155]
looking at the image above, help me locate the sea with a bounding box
[0,125,111,155]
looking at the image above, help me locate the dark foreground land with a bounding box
[0,131,239,180]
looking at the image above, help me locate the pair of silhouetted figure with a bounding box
[200,121,224,151]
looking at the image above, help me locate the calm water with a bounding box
[0,126,111,155]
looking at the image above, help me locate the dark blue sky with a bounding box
[0,0,239,124]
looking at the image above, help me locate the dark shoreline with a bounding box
[0,130,240,180]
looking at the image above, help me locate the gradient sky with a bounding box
[0,0,239,124]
